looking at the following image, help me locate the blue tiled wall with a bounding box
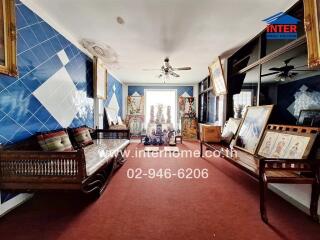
[103,74,123,117]
[0,1,94,205]
[0,1,94,145]
[128,86,193,97]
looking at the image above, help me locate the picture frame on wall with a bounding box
[0,0,17,76]
[304,0,320,69]
[257,130,317,159]
[127,96,144,115]
[234,105,273,154]
[178,97,196,118]
[93,56,107,99]
[208,57,227,96]
[297,109,320,127]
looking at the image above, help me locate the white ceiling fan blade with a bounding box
[142,68,161,71]
[173,67,191,71]
[170,72,180,77]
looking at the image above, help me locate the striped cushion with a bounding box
[37,130,73,152]
[72,127,93,147]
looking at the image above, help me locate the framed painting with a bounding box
[304,0,320,69]
[208,57,227,96]
[297,109,320,127]
[93,56,107,99]
[234,105,273,154]
[257,130,317,159]
[0,0,17,76]
[221,118,242,144]
[178,97,196,118]
[127,96,144,115]
[181,117,198,140]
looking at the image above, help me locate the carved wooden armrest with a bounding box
[0,150,86,179]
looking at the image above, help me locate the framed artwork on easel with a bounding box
[234,105,274,154]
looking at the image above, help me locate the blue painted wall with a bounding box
[0,1,95,207]
[128,86,193,97]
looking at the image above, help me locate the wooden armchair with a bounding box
[201,124,320,223]
[259,125,320,223]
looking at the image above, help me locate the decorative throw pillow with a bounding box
[37,130,73,152]
[71,127,93,147]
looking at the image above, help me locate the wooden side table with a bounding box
[175,135,182,144]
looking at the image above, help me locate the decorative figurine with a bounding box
[150,105,155,123]
[155,104,163,124]
[167,105,171,124]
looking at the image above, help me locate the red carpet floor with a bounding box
[0,141,319,240]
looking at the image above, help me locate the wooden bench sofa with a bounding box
[0,128,130,197]
[200,124,320,223]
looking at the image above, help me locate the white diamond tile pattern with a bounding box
[108,91,120,114]
[57,50,70,66]
[33,68,78,127]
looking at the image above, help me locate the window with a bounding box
[145,90,177,129]
[198,77,218,123]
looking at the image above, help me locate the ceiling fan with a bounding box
[143,58,191,82]
[261,57,316,81]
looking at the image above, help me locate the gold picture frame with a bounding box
[208,56,227,96]
[304,0,320,69]
[93,56,107,99]
[234,105,274,154]
[0,0,17,76]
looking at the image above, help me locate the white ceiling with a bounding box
[23,0,298,84]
